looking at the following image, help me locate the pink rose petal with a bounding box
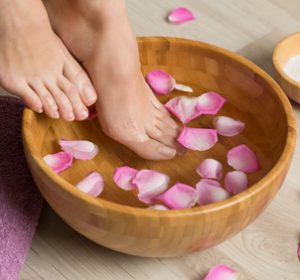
[165,96,202,123]
[227,144,261,173]
[43,151,73,173]
[156,182,197,209]
[224,171,248,194]
[197,92,226,115]
[177,126,218,151]
[146,70,176,95]
[204,264,237,280]
[197,158,223,180]
[213,116,245,137]
[132,170,170,204]
[196,179,230,205]
[168,7,196,24]
[113,166,138,191]
[174,83,193,93]
[76,171,104,197]
[148,204,169,211]
[59,139,99,160]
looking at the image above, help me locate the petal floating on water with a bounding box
[227,144,260,173]
[76,171,104,197]
[157,182,197,209]
[197,158,223,180]
[43,151,73,173]
[132,169,170,204]
[59,140,99,160]
[196,179,230,205]
[177,126,218,151]
[113,166,138,191]
[146,69,176,95]
[213,116,245,137]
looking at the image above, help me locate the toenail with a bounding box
[81,109,88,119]
[37,108,43,113]
[82,85,96,103]
[53,111,60,119]
[158,146,176,157]
[67,112,75,121]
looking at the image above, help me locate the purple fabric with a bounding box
[0,96,43,280]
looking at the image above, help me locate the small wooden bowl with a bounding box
[273,32,300,103]
[23,37,296,257]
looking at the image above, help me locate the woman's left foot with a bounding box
[44,0,182,160]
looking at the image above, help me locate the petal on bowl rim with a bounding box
[177,126,218,151]
[196,179,230,205]
[196,158,223,180]
[145,69,176,95]
[43,151,73,173]
[59,139,99,160]
[213,116,245,137]
[165,96,202,124]
[197,92,226,115]
[227,144,261,173]
[76,171,104,197]
[204,264,237,280]
[156,182,197,209]
[113,166,138,191]
[224,170,248,195]
[132,169,170,204]
[168,7,196,24]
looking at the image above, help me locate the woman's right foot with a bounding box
[0,0,97,121]
[44,0,182,160]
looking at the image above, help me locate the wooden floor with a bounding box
[18,0,300,279]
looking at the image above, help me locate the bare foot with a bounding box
[0,0,97,121]
[44,0,181,160]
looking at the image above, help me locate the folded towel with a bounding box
[0,96,43,280]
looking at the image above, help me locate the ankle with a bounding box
[76,0,126,17]
[55,0,128,29]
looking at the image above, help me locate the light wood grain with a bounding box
[16,0,300,279]
[22,36,296,260]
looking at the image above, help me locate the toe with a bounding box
[63,62,97,106]
[155,117,186,155]
[155,104,179,129]
[156,119,180,139]
[22,87,43,113]
[57,76,89,120]
[146,125,178,150]
[29,81,59,119]
[12,82,43,113]
[126,137,177,160]
[99,118,177,160]
[45,81,75,121]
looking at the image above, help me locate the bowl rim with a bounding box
[22,36,297,217]
[273,32,300,88]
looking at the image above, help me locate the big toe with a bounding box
[63,61,97,107]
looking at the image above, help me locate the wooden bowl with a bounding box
[23,37,296,257]
[273,32,300,103]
